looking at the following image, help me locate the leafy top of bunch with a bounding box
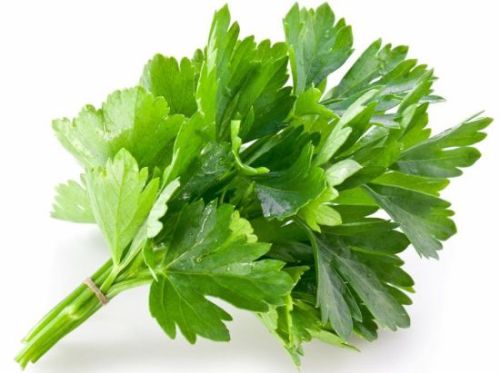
[50,3,491,365]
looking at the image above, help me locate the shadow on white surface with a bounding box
[30,304,292,373]
[30,317,410,373]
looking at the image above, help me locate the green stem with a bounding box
[23,260,112,343]
[16,258,153,368]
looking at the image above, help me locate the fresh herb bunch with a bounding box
[17,3,491,368]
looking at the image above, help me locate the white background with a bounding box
[1,1,499,372]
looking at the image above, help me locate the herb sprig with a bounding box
[17,3,491,368]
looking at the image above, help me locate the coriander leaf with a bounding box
[258,268,307,365]
[85,149,159,265]
[326,39,392,100]
[312,218,412,333]
[357,254,414,290]
[245,126,316,172]
[149,201,293,343]
[140,55,198,116]
[335,187,378,207]
[52,179,94,223]
[284,3,353,94]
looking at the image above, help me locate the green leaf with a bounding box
[328,90,379,158]
[358,254,414,289]
[141,55,197,116]
[372,171,448,196]
[255,144,326,220]
[143,179,180,239]
[314,124,352,166]
[236,41,292,140]
[53,87,183,169]
[327,39,387,99]
[293,88,337,120]
[398,104,431,150]
[195,5,234,128]
[19,3,493,367]
[333,254,410,330]
[326,159,362,186]
[179,142,234,200]
[125,179,180,272]
[290,88,351,167]
[365,184,456,258]
[324,40,426,112]
[149,201,293,343]
[284,3,353,94]
[163,113,211,184]
[230,120,269,175]
[52,179,94,223]
[395,114,492,178]
[142,241,158,281]
[298,187,341,232]
[197,6,292,140]
[260,297,355,366]
[313,236,353,340]
[85,149,159,265]
[398,70,434,113]
[326,218,410,255]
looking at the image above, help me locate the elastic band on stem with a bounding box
[83,278,109,305]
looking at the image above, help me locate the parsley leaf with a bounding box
[284,3,353,94]
[53,87,183,169]
[149,201,293,342]
[18,3,491,369]
[85,149,159,265]
[52,179,94,223]
[395,114,491,178]
[141,55,198,116]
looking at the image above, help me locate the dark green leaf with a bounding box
[366,184,456,258]
[255,144,326,219]
[149,201,293,343]
[284,3,353,94]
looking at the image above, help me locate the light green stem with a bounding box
[16,258,154,368]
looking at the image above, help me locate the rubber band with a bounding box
[83,278,109,305]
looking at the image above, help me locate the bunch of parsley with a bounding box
[17,3,490,368]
